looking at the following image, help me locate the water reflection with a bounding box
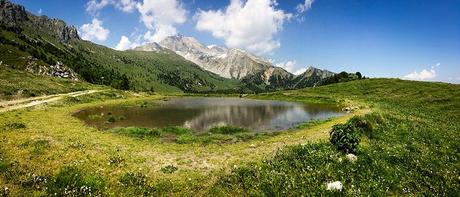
[74,97,344,132]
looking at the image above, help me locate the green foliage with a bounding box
[329,116,371,154]
[160,165,178,174]
[320,71,366,86]
[209,126,250,134]
[5,122,26,129]
[329,122,361,154]
[31,139,49,155]
[119,172,148,188]
[46,166,106,196]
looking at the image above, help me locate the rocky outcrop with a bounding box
[291,66,335,88]
[134,42,164,52]
[23,57,79,80]
[0,0,27,25]
[0,0,79,42]
[31,16,80,42]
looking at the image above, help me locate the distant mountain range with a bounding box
[0,0,343,93]
[134,35,335,90]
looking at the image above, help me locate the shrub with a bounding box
[46,166,106,196]
[160,165,178,174]
[20,173,50,190]
[119,172,148,187]
[108,155,125,166]
[329,115,375,153]
[112,127,161,138]
[209,126,250,134]
[161,126,191,135]
[329,122,361,154]
[5,122,26,129]
[31,140,49,155]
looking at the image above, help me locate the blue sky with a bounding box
[11,0,460,83]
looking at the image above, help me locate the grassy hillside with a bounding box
[0,67,97,100]
[0,78,458,195]
[212,79,460,195]
[0,1,241,93]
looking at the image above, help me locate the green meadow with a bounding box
[0,78,459,196]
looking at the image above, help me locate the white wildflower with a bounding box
[346,153,358,162]
[326,181,342,191]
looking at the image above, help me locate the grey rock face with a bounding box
[135,35,336,89]
[0,0,27,25]
[24,57,79,81]
[137,35,292,83]
[0,0,79,42]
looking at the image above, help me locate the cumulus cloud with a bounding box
[275,60,308,75]
[403,63,440,81]
[294,68,307,75]
[115,35,140,51]
[86,0,136,14]
[296,0,314,13]
[137,0,187,42]
[80,18,110,42]
[276,60,296,73]
[195,0,292,55]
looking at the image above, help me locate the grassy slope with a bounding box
[1,20,241,93]
[213,78,460,195]
[0,78,458,196]
[0,67,98,100]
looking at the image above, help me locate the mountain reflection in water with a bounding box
[74,97,344,132]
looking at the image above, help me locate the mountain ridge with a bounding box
[135,35,336,90]
[0,0,241,93]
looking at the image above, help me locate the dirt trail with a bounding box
[0,90,100,112]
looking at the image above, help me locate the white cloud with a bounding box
[38,8,42,15]
[195,0,292,55]
[403,63,440,81]
[115,35,139,50]
[86,0,111,14]
[136,0,187,42]
[86,0,136,14]
[80,18,110,42]
[296,0,314,13]
[276,60,296,73]
[116,0,137,12]
[275,60,308,75]
[294,68,307,75]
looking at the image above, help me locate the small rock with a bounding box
[326,181,342,191]
[346,153,357,162]
[249,144,256,148]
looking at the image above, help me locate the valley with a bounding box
[1,0,459,196]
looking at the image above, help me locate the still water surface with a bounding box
[74,97,344,132]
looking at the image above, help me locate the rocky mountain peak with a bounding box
[0,0,28,25]
[0,0,79,42]
[134,42,164,52]
[300,66,335,78]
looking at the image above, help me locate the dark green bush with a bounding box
[6,122,26,129]
[119,172,148,187]
[329,121,361,154]
[329,115,376,153]
[160,165,178,174]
